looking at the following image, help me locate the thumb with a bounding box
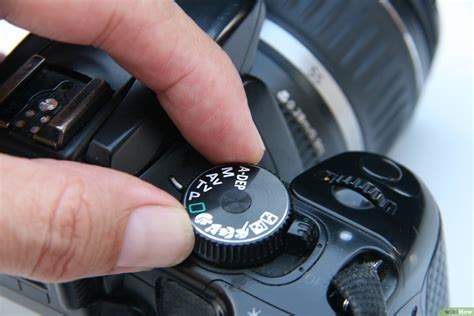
[0,154,194,282]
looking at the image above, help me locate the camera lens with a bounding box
[251,0,438,169]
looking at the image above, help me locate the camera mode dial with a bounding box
[183,164,291,267]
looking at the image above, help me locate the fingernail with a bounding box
[255,133,266,163]
[115,206,194,270]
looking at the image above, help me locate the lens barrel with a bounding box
[252,0,438,168]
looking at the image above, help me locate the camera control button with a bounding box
[322,171,398,216]
[286,216,319,256]
[332,186,375,210]
[360,156,402,182]
[221,190,252,213]
[184,164,291,267]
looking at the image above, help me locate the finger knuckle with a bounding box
[91,2,126,49]
[31,176,92,281]
[0,0,17,20]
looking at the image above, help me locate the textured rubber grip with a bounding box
[264,0,434,153]
[425,235,449,316]
[332,262,388,316]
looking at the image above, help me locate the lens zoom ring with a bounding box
[279,106,320,168]
[410,0,439,54]
[265,0,427,152]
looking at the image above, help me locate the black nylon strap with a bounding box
[332,262,388,316]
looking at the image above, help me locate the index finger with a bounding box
[1,0,265,163]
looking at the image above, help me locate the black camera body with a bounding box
[0,1,446,315]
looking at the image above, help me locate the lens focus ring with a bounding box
[262,0,435,153]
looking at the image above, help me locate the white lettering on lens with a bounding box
[276,89,326,157]
[287,99,296,111]
[308,65,323,84]
[277,90,290,104]
[188,191,200,200]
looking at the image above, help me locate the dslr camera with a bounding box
[0,0,447,315]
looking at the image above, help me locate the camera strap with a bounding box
[331,262,388,316]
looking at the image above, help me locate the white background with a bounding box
[0,0,473,314]
[388,0,473,306]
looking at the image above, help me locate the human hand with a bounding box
[0,0,264,282]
